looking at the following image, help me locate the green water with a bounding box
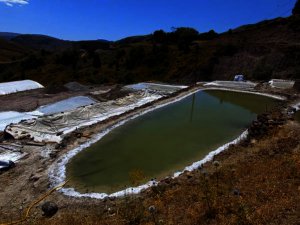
[66,90,278,193]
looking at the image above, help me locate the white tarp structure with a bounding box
[269,79,295,89]
[0,152,26,167]
[36,96,96,115]
[125,82,188,95]
[5,92,162,143]
[0,111,37,131]
[0,144,26,169]
[203,81,257,90]
[0,80,44,95]
[293,101,300,111]
[0,96,96,132]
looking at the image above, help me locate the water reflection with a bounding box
[207,90,278,114]
[67,90,278,194]
[189,94,196,122]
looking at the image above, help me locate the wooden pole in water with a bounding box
[189,93,196,122]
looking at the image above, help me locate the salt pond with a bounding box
[65,90,279,195]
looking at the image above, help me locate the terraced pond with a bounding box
[66,90,279,194]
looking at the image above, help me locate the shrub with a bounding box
[292,0,300,15]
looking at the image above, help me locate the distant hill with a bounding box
[11,34,72,51]
[0,14,299,86]
[116,35,150,44]
[11,34,72,50]
[0,32,21,40]
[8,34,112,51]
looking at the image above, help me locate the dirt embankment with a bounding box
[0,89,85,112]
[0,84,124,112]
[0,87,299,225]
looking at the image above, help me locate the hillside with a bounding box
[11,34,72,50]
[0,38,31,63]
[0,15,299,86]
[0,32,21,40]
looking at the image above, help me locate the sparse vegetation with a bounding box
[293,0,300,15]
[0,15,299,86]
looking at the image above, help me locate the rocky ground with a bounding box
[0,85,299,225]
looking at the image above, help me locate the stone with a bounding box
[185,171,193,179]
[108,196,116,201]
[148,205,156,213]
[82,131,92,137]
[41,201,58,217]
[37,168,44,173]
[160,177,172,184]
[29,174,41,182]
[49,152,57,159]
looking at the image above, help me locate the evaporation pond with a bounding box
[66,90,278,193]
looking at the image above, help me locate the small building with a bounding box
[234,75,245,82]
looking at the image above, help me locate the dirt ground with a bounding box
[0,85,299,225]
[0,84,122,112]
[0,89,85,112]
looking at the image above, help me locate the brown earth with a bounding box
[0,88,85,112]
[0,84,124,112]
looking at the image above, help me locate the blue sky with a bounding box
[0,0,297,41]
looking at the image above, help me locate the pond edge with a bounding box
[48,87,284,199]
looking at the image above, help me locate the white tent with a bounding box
[0,111,37,131]
[268,79,295,89]
[0,80,44,95]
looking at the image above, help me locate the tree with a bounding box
[56,49,79,67]
[125,46,145,69]
[292,0,300,15]
[198,30,219,40]
[170,27,199,52]
[153,29,167,43]
[173,27,199,43]
[92,53,102,68]
[21,54,44,71]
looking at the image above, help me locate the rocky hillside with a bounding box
[0,14,299,86]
